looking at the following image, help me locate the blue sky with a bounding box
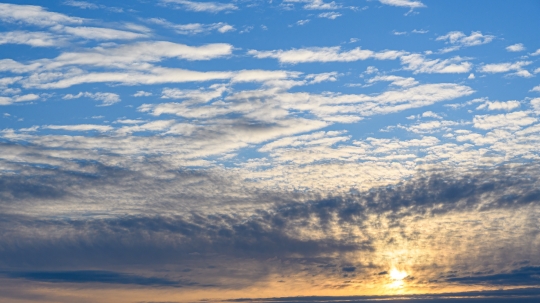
[1,1,540,302]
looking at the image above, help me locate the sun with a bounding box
[387,268,409,289]
[389,268,408,281]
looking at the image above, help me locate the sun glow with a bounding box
[389,268,408,281]
[387,268,409,289]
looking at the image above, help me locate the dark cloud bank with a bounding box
[1,162,540,291]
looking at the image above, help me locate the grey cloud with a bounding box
[3,270,185,286]
[227,288,540,302]
[447,266,540,286]
[1,160,540,289]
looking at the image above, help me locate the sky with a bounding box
[1,0,540,302]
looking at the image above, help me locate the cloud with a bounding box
[532,49,540,56]
[295,19,310,26]
[0,94,40,105]
[23,69,294,89]
[60,26,147,40]
[4,270,182,286]
[400,54,472,74]
[0,4,141,42]
[116,120,177,134]
[63,1,99,9]
[532,85,540,92]
[227,289,540,302]
[306,72,338,84]
[160,84,228,102]
[478,61,532,76]
[133,91,153,97]
[160,0,238,12]
[43,124,113,132]
[248,46,405,64]
[318,12,342,19]
[378,0,426,9]
[436,31,495,52]
[473,111,537,130]
[63,92,121,106]
[149,18,235,35]
[366,75,419,87]
[63,0,124,12]
[284,0,342,10]
[0,162,539,277]
[476,100,521,111]
[421,111,442,119]
[0,31,63,47]
[447,266,540,286]
[506,43,525,52]
[0,3,84,27]
[47,41,234,68]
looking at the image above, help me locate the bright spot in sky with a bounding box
[390,268,408,281]
[387,268,408,289]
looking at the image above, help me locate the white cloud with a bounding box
[531,49,540,56]
[506,43,525,52]
[44,124,113,132]
[422,111,442,119]
[284,0,341,10]
[149,18,235,35]
[0,77,22,88]
[468,73,475,79]
[306,72,338,84]
[116,120,177,134]
[0,5,143,42]
[64,1,123,12]
[405,120,459,133]
[436,31,495,52]
[64,1,99,9]
[23,68,295,89]
[0,3,84,27]
[60,26,147,40]
[366,75,419,87]
[0,31,62,47]
[379,0,426,8]
[43,41,234,70]
[412,29,428,34]
[160,0,238,12]
[115,119,146,124]
[476,100,521,111]
[160,84,228,102]
[63,92,121,106]
[531,85,540,92]
[510,70,534,78]
[400,54,472,74]
[296,19,310,26]
[318,12,342,19]
[0,94,40,105]
[140,83,473,127]
[473,111,537,130]
[478,61,531,73]
[133,91,153,97]
[0,59,41,73]
[530,98,540,112]
[248,46,405,64]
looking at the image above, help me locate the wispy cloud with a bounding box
[160,0,238,12]
[63,92,121,106]
[149,18,235,34]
